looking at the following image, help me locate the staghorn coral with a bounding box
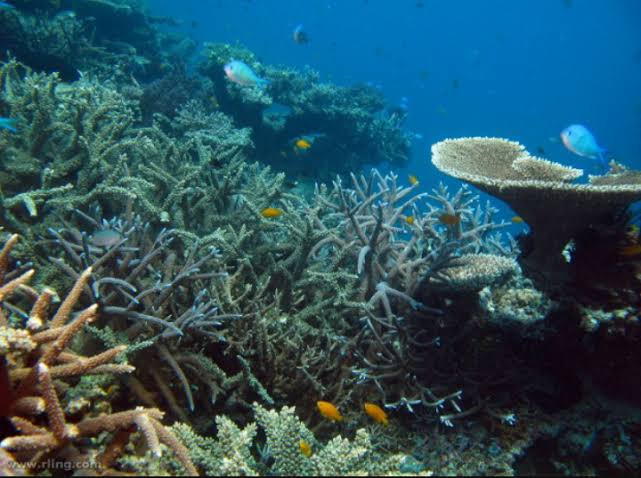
[0,60,257,245]
[0,59,143,238]
[431,137,641,286]
[311,169,521,425]
[0,234,197,475]
[41,205,275,428]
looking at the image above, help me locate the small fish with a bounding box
[439,213,461,226]
[560,124,607,167]
[408,175,419,186]
[292,24,309,44]
[299,440,313,457]
[0,117,17,132]
[619,244,641,257]
[261,207,283,218]
[405,215,415,225]
[292,133,324,155]
[295,139,312,150]
[511,216,524,224]
[224,60,269,89]
[364,402,388,425]
[55,10,76,20]
[0,2,14,10]
[317,400,343,421]
[90,229,122,248]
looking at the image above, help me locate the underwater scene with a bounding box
[0,0,640,476]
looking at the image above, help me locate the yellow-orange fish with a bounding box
[363,402,388,426]
[317,401,343,422]
[408,175,419,186]
[439,213,461,226]
[299,440,313,457]
[295,138,312,150]
[405,215,415,225]
[620,244,641,257]
[261,207,283,218]
[511,216,524,224]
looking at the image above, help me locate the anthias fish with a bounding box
[317,400,343,421]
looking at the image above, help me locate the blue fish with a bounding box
[0,118,17,133]
[224,60,269,89]
[0,2,14,9]
[560,124,607,167]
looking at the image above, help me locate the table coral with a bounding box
[431,137,641,286]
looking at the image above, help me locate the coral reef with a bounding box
[0,0,191,82]
[0,234,196,475]
[311,170,523,425]
[431,137,641,286]
[1,10,641,474]
[199,43,411,179]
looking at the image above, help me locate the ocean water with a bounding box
[151,0,641,167]
[149,0,641,221]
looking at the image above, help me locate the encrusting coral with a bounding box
[431,137,641,285]
[0,234,197,475]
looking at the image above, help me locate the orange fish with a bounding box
[317,401,343,421]
[620,244,641,257]
[363,402,388,426]
[439,213,460,226]
[408,175,419,186]
[405,215,415,225]
[299,440,313,457]
[511,216,524,224]
[261,207,283,218]
[295,139,312,150]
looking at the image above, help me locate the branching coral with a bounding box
[0,234,196,475]
[310,169,519,425]
[41,205,270,428]
[0,59,143,237]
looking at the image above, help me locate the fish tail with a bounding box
[257,78,270,90]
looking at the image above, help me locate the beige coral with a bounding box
[431,137,641,283]
[429,253,518,293]
[0,235,197,476]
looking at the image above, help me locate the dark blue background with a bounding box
[149,0,641,219]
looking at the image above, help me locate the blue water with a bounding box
[152,0,641,213]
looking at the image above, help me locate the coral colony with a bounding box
[0,1,640,476]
